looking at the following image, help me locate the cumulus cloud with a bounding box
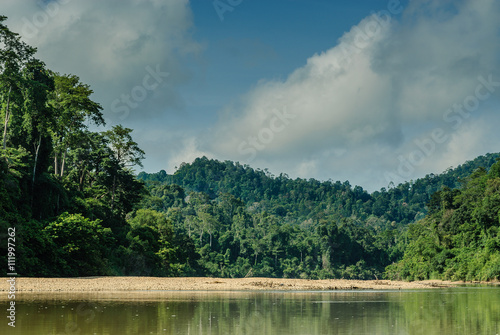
[193,0,500,190]
[2,0,202,124]
[3,0,500,191]
[167,136,211,171]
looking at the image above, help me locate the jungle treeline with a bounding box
[1,16,499,280]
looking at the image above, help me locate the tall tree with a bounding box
[102,125,145,212]
[102,125,145,168]
[49,73,104,178]
[21,59,55,191]
[0,16,37,152]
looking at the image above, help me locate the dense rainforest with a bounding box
[136,155,500,280]
[1,16,499,281]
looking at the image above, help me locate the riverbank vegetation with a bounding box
[1,16,499,281]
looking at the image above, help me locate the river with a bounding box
[2,286,499,334]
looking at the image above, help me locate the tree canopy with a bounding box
[1,16,498,281]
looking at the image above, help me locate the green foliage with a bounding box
[387,160,500,281]
[1,17,499,280]
[136,155,499,280]
[102,125,145,168]
[117,209,200,276]
[0,17,150,277]
[44,213,113,276]
[139,154,500,226]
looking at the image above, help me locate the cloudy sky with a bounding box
[3,0,500,191]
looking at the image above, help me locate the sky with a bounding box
[3,0,500,192]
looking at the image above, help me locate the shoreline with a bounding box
[0,277,470,294]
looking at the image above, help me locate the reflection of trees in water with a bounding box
[12,289,500,334]
[242,310,264,334]
[400,289,500,335]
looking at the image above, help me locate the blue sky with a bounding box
[3,0,500,191]
[186,0,403,123]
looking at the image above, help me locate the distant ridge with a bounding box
[138,152,500,225]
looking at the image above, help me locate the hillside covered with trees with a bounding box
[386,163,500,281]
[136,155,500,280]
[0,16,150,276]
[1,16,499,281]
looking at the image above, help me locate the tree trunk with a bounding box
[31,133,42,208]
[60,147,67,177]
[2,86,12,151]
[110,174,117,212]
[54,152,59,176]
[33,133,42,184]
[79,165,87,191]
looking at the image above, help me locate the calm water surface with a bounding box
[2,287,499,334]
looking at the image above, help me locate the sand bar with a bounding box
[1,277,462,294]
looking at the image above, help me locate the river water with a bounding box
[2,287,499,334]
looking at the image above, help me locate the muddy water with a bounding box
[2,287,499,334]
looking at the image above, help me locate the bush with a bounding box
[44,212,113,276]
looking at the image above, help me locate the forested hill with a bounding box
[1,15,498,281]
[387,160,500,281]
[138,153,500,225]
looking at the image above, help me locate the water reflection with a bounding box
[1,288,499,334]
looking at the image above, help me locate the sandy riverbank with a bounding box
[1,277,462,293]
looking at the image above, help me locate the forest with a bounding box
[1,16,499,281]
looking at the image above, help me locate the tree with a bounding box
[123,209,199,276]
[102,125,145,168]
[49,73,104,178]
[0,15,37,152]
[20,59,55,207]
[44,212,113,276]
[64,130,145,221]
[102,125,145,213]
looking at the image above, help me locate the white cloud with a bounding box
[189,0,500,191]
[3,0,500,191]
[167,137,211,172]
[2,0,202,123]
[440,115,500,171]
